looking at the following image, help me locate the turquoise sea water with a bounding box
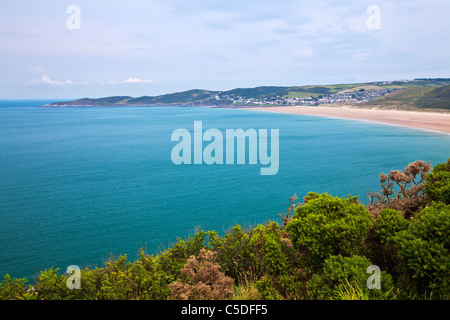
[1,100,449,280]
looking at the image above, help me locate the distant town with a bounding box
[216,88,400,106]
[45,78,450,108]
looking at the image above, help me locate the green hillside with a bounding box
[363,84,450,110]
[126,89,219,105]
[46,78,450,109]
[415,85,450,109]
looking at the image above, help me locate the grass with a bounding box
[329,278,398,300]
[337,85,384,93]
[233,281,262,300]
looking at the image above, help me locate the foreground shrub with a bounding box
[307,255,395,300]
[0,275,31,300]
[91,251,171,300]
[248,222,306,299]
[158,230,208,283]
[367,208,409,275]
[209,226,256,281]
[34,268,69,300]
[169,249,234,300]
[424,157,450,204]
[286,192,373,270]
[368,160,431,218]
[30,251,173,300]
[255,272,307,300]
[393,202,450,298]
[211,221,306,300]
[374,209,409,245]
[247,222,294,277]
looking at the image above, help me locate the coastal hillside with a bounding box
[362,84,450,110]
[45,78,450,109]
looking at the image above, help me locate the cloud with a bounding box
[40,75,73,86]
[123,77,155,84]
[100,77,156,85]
[25,66,154,86]
[24,65,85,86]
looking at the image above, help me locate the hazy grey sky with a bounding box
[1,0,449,99]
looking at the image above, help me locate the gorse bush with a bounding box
[248,222,306,300]
[424,158,450,204]
[0,275,30,300]
[210,221,306,299]
[209,226,256,281]
[1,157,449,300]
[169,249,234,300]
[374,209,409,245]
[368,160,431,218]
[392,202,450,298]
[286,192,373,270]
[369,202,449,299]
[29,251,173,300]
[306,254,395,300]
[157,230,209,284]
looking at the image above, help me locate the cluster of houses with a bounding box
[215,88,398,106]
[316,88,398,104]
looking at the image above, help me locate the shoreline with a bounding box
[239,105,450,135]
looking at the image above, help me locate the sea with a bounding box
[1,100,449,280]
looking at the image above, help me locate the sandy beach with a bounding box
[241,105,450,134]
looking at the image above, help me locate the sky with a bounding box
[1,0,449,99]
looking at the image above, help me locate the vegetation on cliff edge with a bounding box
[1,158,449,300]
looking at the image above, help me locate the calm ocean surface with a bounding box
[1,100,449,280]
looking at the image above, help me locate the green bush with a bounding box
[247,222,292,276]
[34,268,69,300]
[248,222,306,299]
[286,192,373,270]
[0,275,30,300]
[211,221,306,300]
[254,276,283,300]
[374,208,409,245]
[211,222,298,276]
[30,252,172,300]
[209,225,255,281]
[393,202,450,298]
[157,230,208,283]
[365,208,409,276]
[130,250,172,300]
[424,158,450,204]
[255,272,306,300]
[409,202,450,246]
[90,252,170,300]
[306,255,395,300]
